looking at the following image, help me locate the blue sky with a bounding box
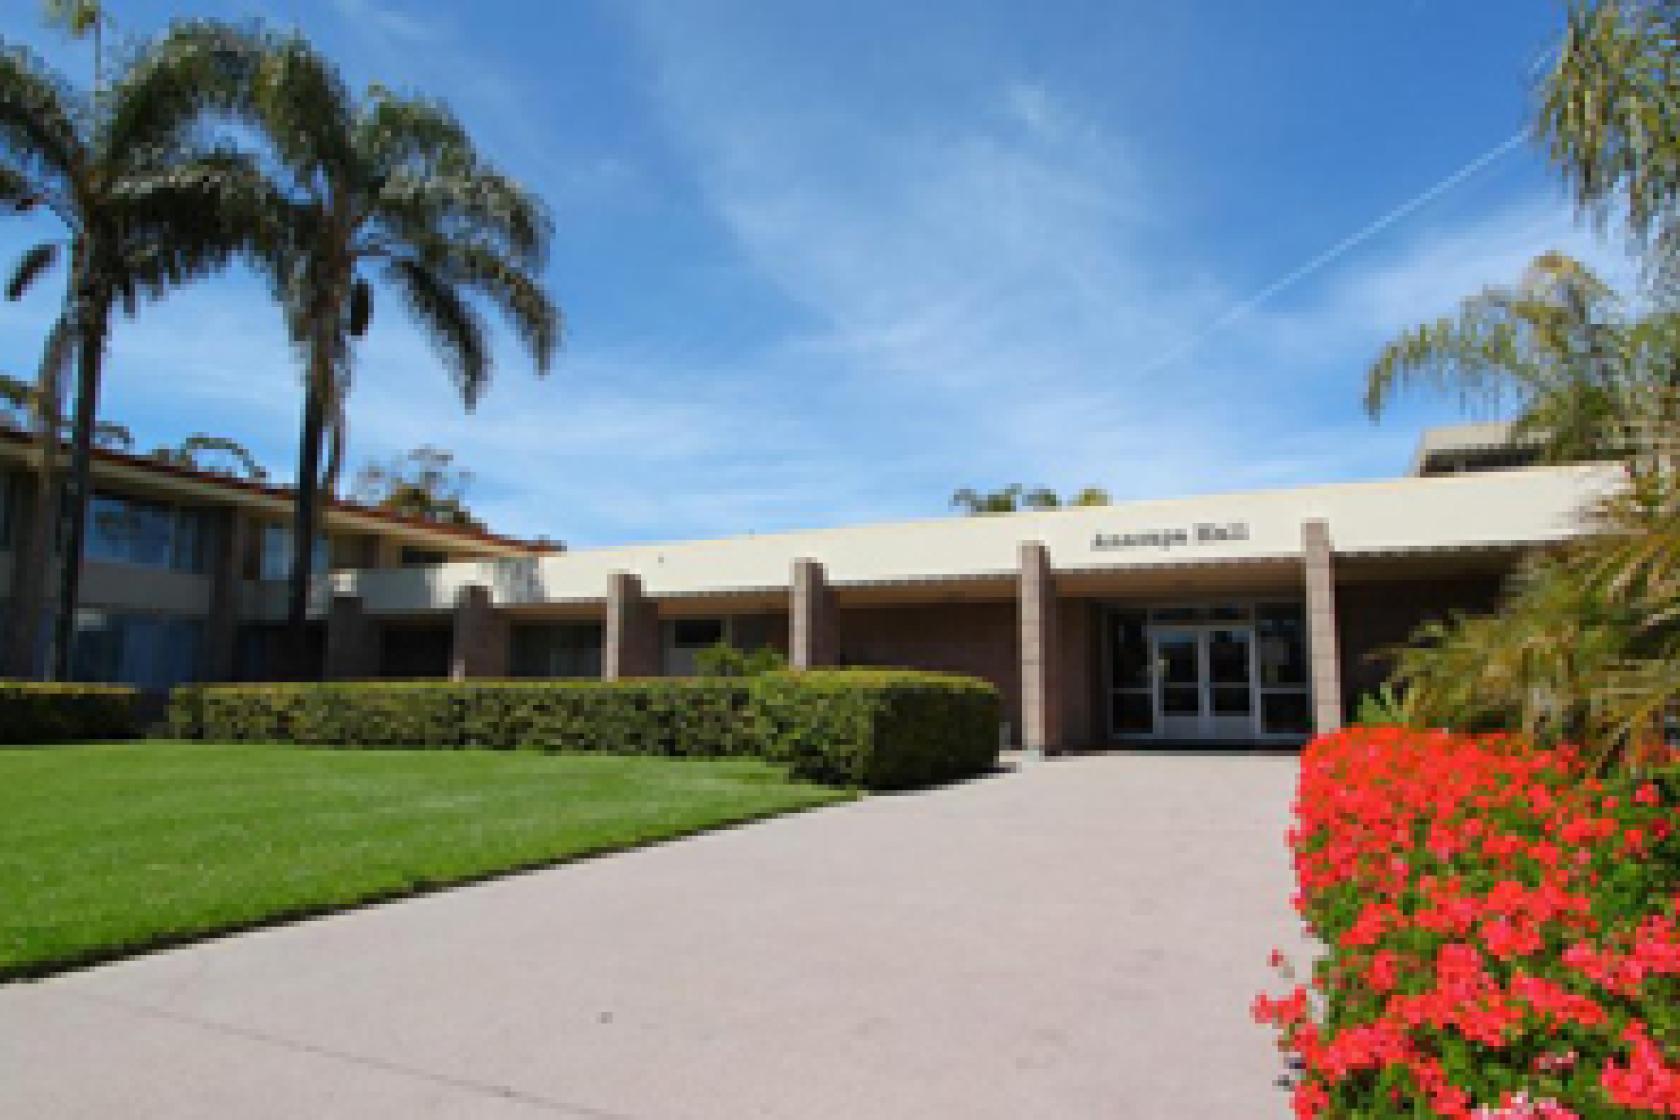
[0,1,1637,546]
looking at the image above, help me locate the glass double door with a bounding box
[1151,625,1256,741]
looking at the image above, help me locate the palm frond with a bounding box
[0,161,30,207]
[424,241,558,372]
[33,313,75,424]
[385,256,489,406]
[171,433,268,480]
[1363,309,1528,419]
[356,88,474,174]
[6,241,58,300]
[376,165,551,266]
[100,21,258,167]
[247,30,358,186]
[1538,0,1680,265]
[0,42,84,210]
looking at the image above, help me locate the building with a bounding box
[0,425,1618,750]
[0,429,552,688]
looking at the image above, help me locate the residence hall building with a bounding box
[0,428,553,687]
[291,423,1614,752]
[0,423,1618,750]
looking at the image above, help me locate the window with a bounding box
[73,610,203,692]
[259,524,330,581]
[662,618,727,676]
[672,619,725,648]
[83,493,210,573]
[1257,604,1311,736]
[399,546,449,567]
[1257,605,1307,688]
[510,623,603,678]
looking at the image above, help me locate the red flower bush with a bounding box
[1256,727,1680,1118]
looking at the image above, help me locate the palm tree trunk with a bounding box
[284,330,333,680]
[50,283,109,681]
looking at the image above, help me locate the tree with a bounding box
[1069,486,1112,507]
[1363,251,1667,463]
[950,484,1111,514]
[351,445,479,527]
[150,433,267,480]
[1386,396,1680,772]
[1539,0,1680,284]
[41,1,107,90]
[0,27,252,678]
[221,30,559,676]
[0,371,132,451]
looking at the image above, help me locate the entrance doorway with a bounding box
[1151,625,1255,741]
[1104,603,1311,744]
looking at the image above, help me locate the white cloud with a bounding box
[328,0,444,45]
[0,3,1647,552]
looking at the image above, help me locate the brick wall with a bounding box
[1337,574,1504,710]
[838,601,1022,733]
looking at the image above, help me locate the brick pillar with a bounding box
[324,593,375,680]
[1018,541,1061,753]
[204,508,249,681]
[450,583,507,680]
[790,558,838,669]
[1302,519,1344,734]
[604,572,659,679]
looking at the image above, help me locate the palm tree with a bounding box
[1372,1,1680,771]
[150,434,268,481]
[1539,0,1680,283]
[1068,486,1112,507]
[0,28,251,678]
[1363,251,1658,462]
[224,31,558,675]
[951,484,1110,514]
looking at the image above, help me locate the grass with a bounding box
[0,743,851,980]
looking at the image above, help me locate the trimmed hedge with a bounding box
[167,671,1002,789]
[749,670,1001,789]
[0,682,140,744]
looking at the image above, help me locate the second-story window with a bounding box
[259,523,330,582]
[399,546,449,567]
[84,493,210,573]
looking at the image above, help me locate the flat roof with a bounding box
[334,463,1619,612]
[1408,421,1533,476]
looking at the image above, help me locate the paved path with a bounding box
[0,753,1308,1119]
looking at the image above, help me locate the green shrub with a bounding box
[171,680,758,754]
[168,671,1002,790]
[692,641,787,677]
[749,670,1001,789]
[0,682,140,744]
[1352,682,1410,725]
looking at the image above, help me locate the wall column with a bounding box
[1018,541,1061,754]
[449,583,507,680]
[1302,519,1344,734]
[204,508,249,681]
[604,572,659,679]
[790,558,838,669]
[324,593,376,680]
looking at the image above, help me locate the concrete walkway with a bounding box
[0,753,1308,1119]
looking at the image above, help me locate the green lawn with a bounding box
[0,743,850,980]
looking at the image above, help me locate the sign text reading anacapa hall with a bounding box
[1091,521,1250,551]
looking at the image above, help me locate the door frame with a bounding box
[1101,601,1309,745]
[1146,623,1258,742]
